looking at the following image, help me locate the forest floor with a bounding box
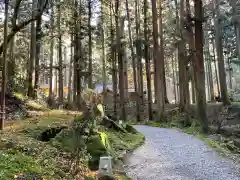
[124,125,240,180]
[0,93,144,179]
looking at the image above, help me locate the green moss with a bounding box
[0,149,42,180]
[2,112,144,179]
[87,135,109,170]
[0,113,82,179]
[106,130,145,159]
[125,124,138,134]
[13,92,49,111]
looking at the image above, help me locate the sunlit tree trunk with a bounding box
[186,0,196,104]
[68,34,73,103]
[205,35,214,101]
[211,38,220,96]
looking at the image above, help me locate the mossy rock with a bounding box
[102,116,127,133]
[125,124,138,134]
[87,135,109,170]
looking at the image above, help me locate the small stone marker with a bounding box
[119,120,123,125]
[98,156,113,177]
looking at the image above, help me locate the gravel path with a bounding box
[124,125,240,180]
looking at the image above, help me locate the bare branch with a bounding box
[0,0,49,55]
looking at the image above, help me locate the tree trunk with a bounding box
[68,34,73,103]
[110,2,118,120]
[125,0,140,120]
[194,0,209,133]
[186,0,196,104]
[205,36,215,101]
[88,0,93,89]
[171,54,177,103]
[214,0,230,105]
[27,1,37,98]
[231,0,240,61]
[49,1,54,104]
[101,1,107,91]
[120,17,128,99]
[0,0,49,56]
[135,0,144,120]
[226,53,233,89]
[144,0,153,121]
[73,0,78,103]
[178,0,190,112]
[0,0,9,130]
[115,0,126,121]
[158,0,169,104]
[8,36,15,89]
[211,38,220,96]
[151,0,165,119]
[34,1,43,98]
[76,0,83,108]
[57,1,64,104]
[7,0,21,89]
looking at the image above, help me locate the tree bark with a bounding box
[205,36,215,101]
[88,0,93,89]
[101,1,107,91]
[27,1,37,98]
[171,54,177,103]
[230,0,240,61]
[49,1,54,104]
[211,38,220,96]
[125,0,140,120]
[34,0,43,98]
[115,0,126,121]
[0,0,9,130]
[151,0,165,119]
[144,0,153,121]
[0,0,48,56]
[158,0,169,104]
[57,1,64,104]
[214,0,230,105]
[178,0,190,112]
[110,2,118,119]
[68,34,73,103]
[135,0,144,120]
[194,0,209,133]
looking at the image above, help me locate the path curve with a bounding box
[124,125,240,180]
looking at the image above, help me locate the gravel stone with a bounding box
[124,125,240,180]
